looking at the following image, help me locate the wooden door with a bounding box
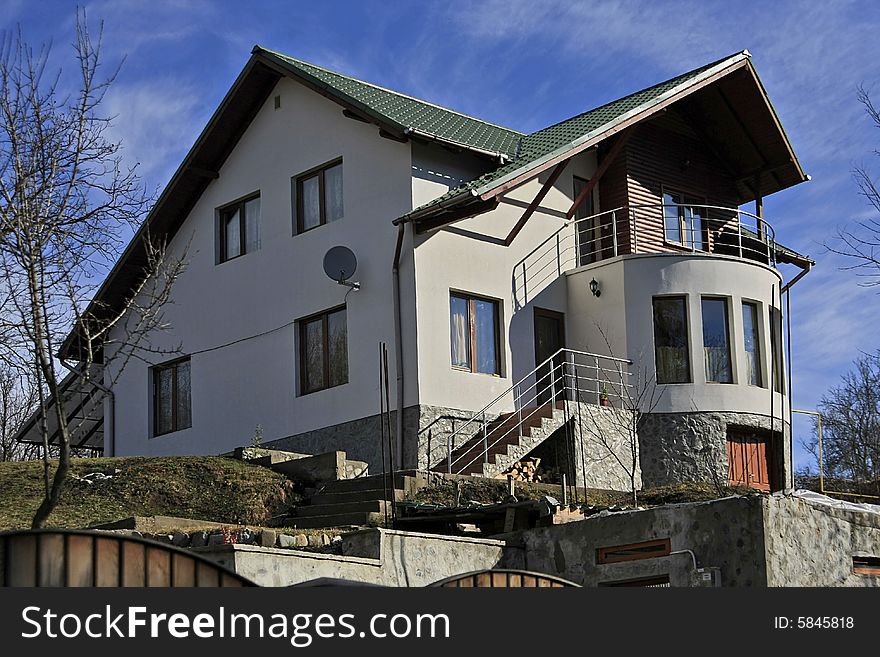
[727,429,773,492]
[534,308,565,406]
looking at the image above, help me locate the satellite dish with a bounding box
[323,246,360,289]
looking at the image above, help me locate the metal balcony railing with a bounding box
[442,348,633,475]
[513,203,777,308]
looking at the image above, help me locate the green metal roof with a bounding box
[400,52,751,222]
[255,46,524,157]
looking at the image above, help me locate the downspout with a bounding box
[781,260,811,490]
[60,359,115,457]
[392,222,407,467]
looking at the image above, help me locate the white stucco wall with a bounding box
[411,147,598,413]
[566,253,788,417]
[106,77,415,455]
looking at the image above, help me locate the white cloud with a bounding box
[103,77,206,189]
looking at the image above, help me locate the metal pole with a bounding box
[737,212,743,260]
[611,210,618,257]
[517,384,523,441]
[447,435,452,474]
[522,261,528,305]
[378,343,389,527]
[595,356,600,404]
[574,359,587,497]
[383,344,396,526]
[631,208,638,254]
[482,411,488,464]
[556,233,561,277]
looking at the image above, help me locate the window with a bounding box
[852,556,880,576]
[450,293,501,375]
[299,307,348,394]
[599,575,671,587]
[597,538,671,564]
[153,358,191,436]
[574,176,598,264]
[295,159,343,233]
[219,194,260,262]
[663,190,706,251]
[701,297,733,383]
[653,296,690,383]
[769,307,785,393]
[742,301,763,387]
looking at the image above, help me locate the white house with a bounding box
[20,47,813,493]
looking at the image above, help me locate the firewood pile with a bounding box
[497,457,543,483]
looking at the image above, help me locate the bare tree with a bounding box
[0,363,40,461]
[802,352,880,487]
[0,14,185,527]
[575,327,664,506]
[828,86,880,284]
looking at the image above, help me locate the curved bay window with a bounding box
[652,296,690,384]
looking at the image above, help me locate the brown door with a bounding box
[534,308,565,406]
[727,429,773,492]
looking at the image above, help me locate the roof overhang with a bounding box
[403,53,808,231]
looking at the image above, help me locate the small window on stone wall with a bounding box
[599,575,671,587]
[852,556,880,576]
[596,538,671,564]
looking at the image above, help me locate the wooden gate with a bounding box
[431,569,578,587]
[727,429,774,492]
[0,529,256,587]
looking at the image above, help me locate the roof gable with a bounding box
[255,47,523,158]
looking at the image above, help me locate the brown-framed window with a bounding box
[742,301,764,387]
[299,306,348,394]
[701,297,733,383]
[653,296,691,384]
[295,158,343,233]
[852,556,880,576]
[450,292,501,375]
[597,538,671,565]
[599,575,671,587]
[152,358,192,436]
[218,193,260,262]
[662,188,707,251]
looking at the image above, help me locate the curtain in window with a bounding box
[324,164,344,223]
[655,346,689,384]
[474,299,497,374]
[742,302,762,386]
[450,296,469,368]
[176,361,192,429]
[327,309,348,387]
[224,209,241,259]
[301,175,320,230]
[304,318,323,392]
[703,346,732,383]
[244,197,260,253]
[157,367,173,434]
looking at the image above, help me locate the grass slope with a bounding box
[0,457,297,530]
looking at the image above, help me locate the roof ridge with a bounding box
[255,46,526,137]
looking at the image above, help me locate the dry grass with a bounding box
[0,456,298,530]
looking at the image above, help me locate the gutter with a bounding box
[781,261,812,293]
[391,222,407,466]
[60,359,115,457]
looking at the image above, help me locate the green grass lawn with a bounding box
[0,456,298,530]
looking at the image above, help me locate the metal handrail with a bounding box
[442,348,633,475]
[514,203,778,307]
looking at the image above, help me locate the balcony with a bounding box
[514,203,783,308]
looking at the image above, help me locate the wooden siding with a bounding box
[598,111,742,257]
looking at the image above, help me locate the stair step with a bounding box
[320,472,423,494]
[296,499,393,518]
[310,488,405,505]
[285,511,385,529]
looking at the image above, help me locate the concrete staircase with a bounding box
[286,472,431,529]
[433,402,570,478]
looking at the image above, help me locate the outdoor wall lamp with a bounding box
[590,278,601,297]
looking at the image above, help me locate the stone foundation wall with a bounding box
[570,402,640,491]
[638,411,790,489]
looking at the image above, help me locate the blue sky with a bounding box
[5,0,880,469]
